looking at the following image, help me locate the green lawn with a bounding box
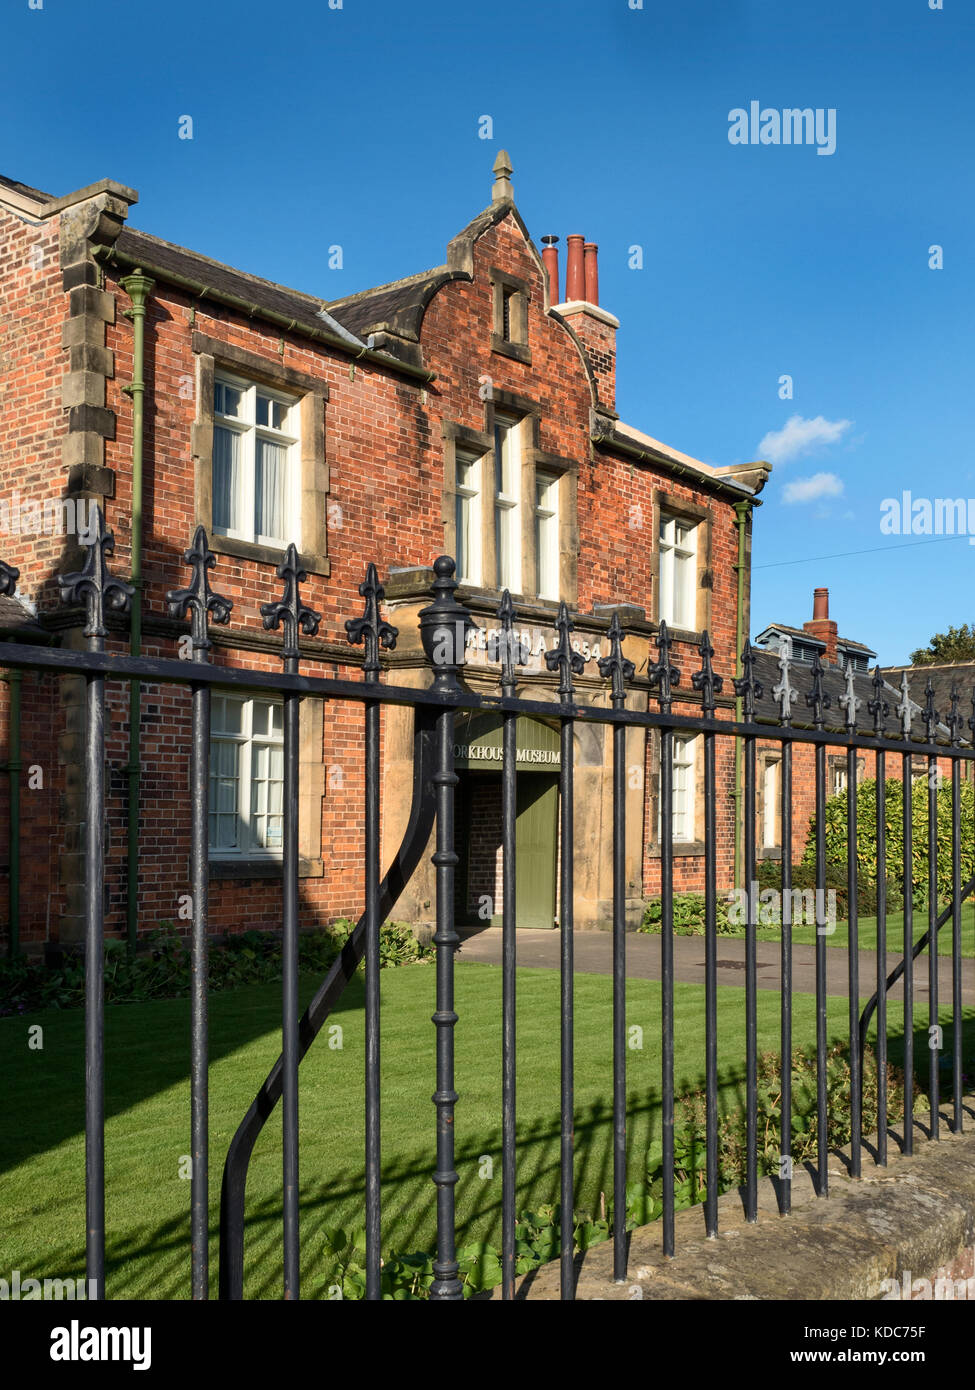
[0,962,967,1300]
[752,901,975,956]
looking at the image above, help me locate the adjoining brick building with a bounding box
[0,154,770,954]
[752,589,965,870]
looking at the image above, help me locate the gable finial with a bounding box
[492,149,513,202]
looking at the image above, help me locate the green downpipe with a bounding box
[733,500,751,892]
[121,271,154,957]
[4,668,22,958]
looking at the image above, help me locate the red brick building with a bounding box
[0,154,770,954]
[752,589,962,870]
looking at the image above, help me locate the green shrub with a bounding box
[802,777,975,909]
[639,1044,917,1218]
[640,891,734,936]
[0,918,431,1017]
[754,858,903,918]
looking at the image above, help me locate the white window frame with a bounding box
[658,513,697,630]
[209,693,285,860]
[658,733,697,845]
[493,415,522,592]
[212,372,299,549]
[534,469,559,600]
[671,734,696,843]
[455,450,483,585]
[831,763,848,798]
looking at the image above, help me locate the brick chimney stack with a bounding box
[552,231,618,413]
[803,587,838,665]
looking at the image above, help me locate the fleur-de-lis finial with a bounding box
[488,589,528,694]
[838,662,862,733]
[946,686,962,746]
[0,557,19,597]
[733,639,764,722]
[895,670,914,740]
[345,562,397,680]
[261,543,322,664]
[647,619,681,713]
[691,629,723,716]
[771,635,798,725]
[544,601,585,701]
[921,675,939,743]
[58,505,134,641]
[868,666,890,737]
[804,650,831,730]
[165,525,232,653]
[597,611,635,708]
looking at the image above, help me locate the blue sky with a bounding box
[4,0,973,664]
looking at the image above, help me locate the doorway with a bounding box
[456,770,559,928]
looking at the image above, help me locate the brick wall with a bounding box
[0,189,752,949]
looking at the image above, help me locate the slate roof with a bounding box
[880,663,975,734]
[749,650,960,744]
[114,228,333,333]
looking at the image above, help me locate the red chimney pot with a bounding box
[583,242,599,306]
[541,235,560,306]
[565,234,585,302]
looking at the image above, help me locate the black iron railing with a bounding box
[1,511,972,1301]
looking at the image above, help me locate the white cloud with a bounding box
[757,414,853,465]
[782,472,844,504]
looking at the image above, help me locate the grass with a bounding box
[0,960,968,1300]
[750,900,975,956]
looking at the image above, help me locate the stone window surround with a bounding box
[441,389,578,608]
[191,331,330,575]
[757,749,782,861]
[648,727,705,859]
[489,266,532,365]
[650,488,715,640]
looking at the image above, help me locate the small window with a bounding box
[658,514,697,629]
[213,374,298,548]
[534,471,559,600]
[501,288,515,341]
[659,734,696,845]
[493,415,522,592]
[210,694,284,858]
[831,764,848,798]
[455,450,483,585]
[492,278,527,349]
[762,759,780,848]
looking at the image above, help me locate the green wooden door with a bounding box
[515,774,559,929]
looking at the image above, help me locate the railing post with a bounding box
[419,557,471,1302]
[166,526,232,1299]
[346,564,399,1300]
[599,613,635,1277]
[59,507,134,1301]
[546,604,585,1297]
[261,545,321,1300]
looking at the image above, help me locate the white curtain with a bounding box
[256,439,285,540]
[212,426,240,533]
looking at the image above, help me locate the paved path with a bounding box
[456,926,975,1004]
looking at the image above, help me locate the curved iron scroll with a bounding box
[218,706,440,1299]
[858,873,975,1060]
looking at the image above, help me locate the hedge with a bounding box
[800,776,975,909]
